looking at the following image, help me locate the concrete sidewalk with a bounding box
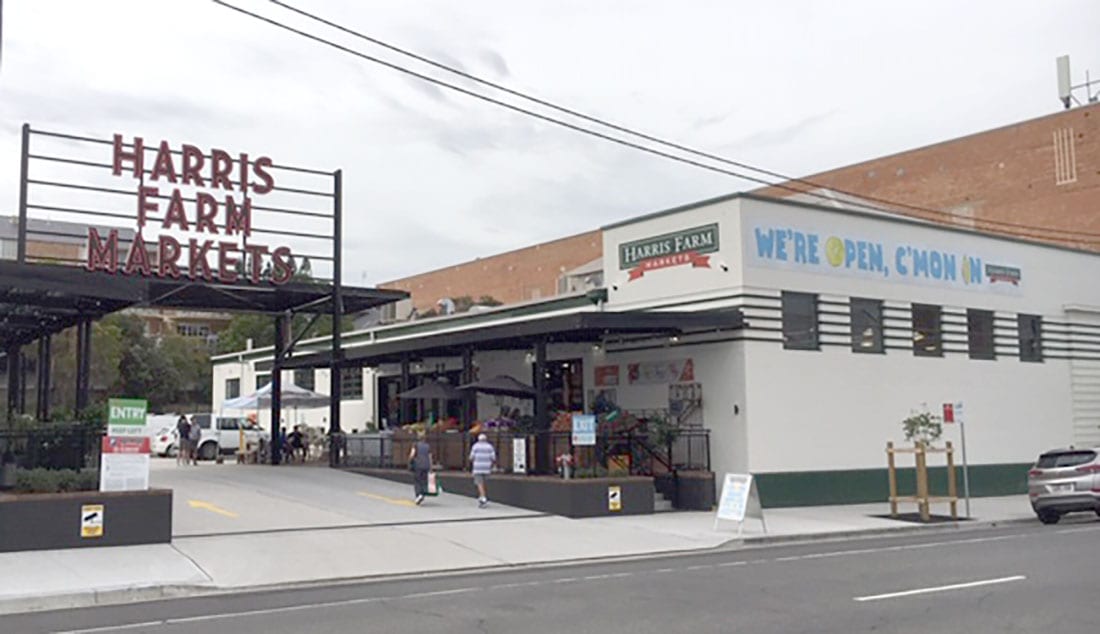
[0,470,1044,615]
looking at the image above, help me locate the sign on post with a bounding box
[512,437,527,474]
[714,473,766,536]
[81,504,104,538]
[101,398,151,492]
[945,400,971,518]
[572,414,596,446]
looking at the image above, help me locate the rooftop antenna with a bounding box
[1057,55,1099,109]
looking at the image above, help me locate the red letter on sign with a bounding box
[137,185,159,231]
[189,239,213,281]
[112,134,144,178]
[181,144,206,187]
[86,228,119,273]
[243,244,269,284]
[150,141,178,183]
[217,242,240,283]
[271,246,294,284]
[237,152,250,192]
[224,197,252,237]
[210,149,234,191]
[251,156,275,194]
[162,189,190,231]
[158,235,182,278]
[123,233,152,277]
[195,192,220,235]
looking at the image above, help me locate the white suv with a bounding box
[190,414,269,461]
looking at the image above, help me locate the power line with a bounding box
[268,0,1095,244]
[214,0,1100,246]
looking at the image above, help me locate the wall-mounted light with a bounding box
[669,335,680,343]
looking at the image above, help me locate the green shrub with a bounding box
[14,468,99,493]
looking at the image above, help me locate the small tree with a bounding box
[902,406,943,446]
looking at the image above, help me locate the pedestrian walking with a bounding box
[468,433,497,508]
[175,415,190,467]
[409,432,432,505]
[188,418,202,465]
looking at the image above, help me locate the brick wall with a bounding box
[756,103,1100,251]
[381,230,602,313]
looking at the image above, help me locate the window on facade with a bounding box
[911,304,942,357]
[1018,314,1043,362]
[967,309,996,360]
[850,298,884,353]
[341,368,364,400]
[781,292,819,350]
[256,373,271,390]
[225,378,241,399]
[293,368,315,391]
[176,323,211,338]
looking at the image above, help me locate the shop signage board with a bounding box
[572,414,596,446]
[618,223,718,280]
[513,437,527,474]
[627,359,694,385]
[608,485,622,512]
[101,398,151,492]
[81,504,104,538]
[742,205,1023,295]
[714,473,766,536]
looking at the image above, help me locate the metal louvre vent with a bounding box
[1053,127,1078,185]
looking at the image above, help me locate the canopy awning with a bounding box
[222,381,331,410]
[275,309,744,370]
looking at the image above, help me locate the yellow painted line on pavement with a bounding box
[358,491,418,508]
[187,499,239,518]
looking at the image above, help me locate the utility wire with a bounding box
[215,0,1100,246]
[269,0,1094,243]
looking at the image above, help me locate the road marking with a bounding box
[186,500,238,518]
[854,575,1026,602]
[1055,526,1100,535]
[358,491,418,508]
[717,561,748,567]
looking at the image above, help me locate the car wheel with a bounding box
[199,442,218,461]
[167,444,178,458]
[1095,509,1100,519]
[1038,511,1061,525]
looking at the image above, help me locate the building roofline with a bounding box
[601,192,745,231]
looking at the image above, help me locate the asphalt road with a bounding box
[8,518,1100,634]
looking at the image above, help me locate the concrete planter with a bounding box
[0,489,172,553]
[352,469,654,518]
[655,471,716,511]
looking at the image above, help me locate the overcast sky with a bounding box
[1,0,1097,284]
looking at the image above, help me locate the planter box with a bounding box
[655,471,716,511]
[351,469,654,518]
[0,489,172,553]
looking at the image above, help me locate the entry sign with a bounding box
[513,437,527,474]
[81,504,104,538]
[608,485,622,512]
[715,473,766,535]
[572,414,596,446]
[108,398,148,437]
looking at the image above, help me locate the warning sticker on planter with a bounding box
[81,504,104,538]
[608,486,622,512]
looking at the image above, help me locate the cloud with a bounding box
[477,49,510,77]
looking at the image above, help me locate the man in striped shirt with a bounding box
[468,433,497,508]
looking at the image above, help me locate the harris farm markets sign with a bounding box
[86,135,297,285]
[618,224,719,281]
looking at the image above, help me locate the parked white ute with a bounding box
[190,414,270,461]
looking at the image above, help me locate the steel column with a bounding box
[36,334,51,422]
[328,169,343,467]
[16,123,30,263]
[400,355,412,425]
[462,347,475,424]
[75,320,91,413]
[5,347,19,422]
[16,350,27,415]
[532,339,550,473]
[271,313,286,465]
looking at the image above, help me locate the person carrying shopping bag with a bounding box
[409,432,433,505]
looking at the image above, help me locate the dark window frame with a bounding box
[850,297,884,353]
[911,303,943,357]
[341,368,364,400]
[255,373,271,391]
[293,368,315,391]
[781,291,819,351]
[967,309,996,360]
[1018,314,1043,362]
[225,377,241,399]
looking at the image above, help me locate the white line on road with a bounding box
[853,575,1026,602]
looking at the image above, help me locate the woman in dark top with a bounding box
[409,433,433,505]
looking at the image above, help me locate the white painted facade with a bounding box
[213,194,1100,495]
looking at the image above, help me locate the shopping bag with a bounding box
[426,471,442,496]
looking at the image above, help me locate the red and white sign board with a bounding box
[100,437,151,492]
[942,403,955,424]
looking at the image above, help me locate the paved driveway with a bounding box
[150,458,537,536]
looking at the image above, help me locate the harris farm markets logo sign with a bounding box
[86,135,297,285]
[747,224,1022,293]
[618,224,719,281]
